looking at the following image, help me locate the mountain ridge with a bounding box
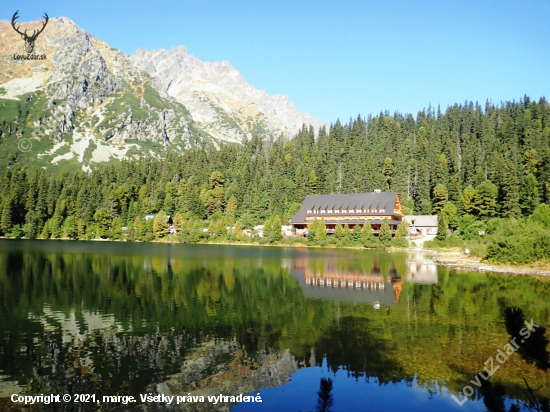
[0,16,323,172]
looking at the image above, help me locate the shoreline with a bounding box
[2,237,550,277]
[429,250,550,277]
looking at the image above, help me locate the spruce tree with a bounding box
[334,223,344,239]
[473,181,498,220]
[94,209,111,239]
[436,214,448,241]
[432,184,448,215]
[395,220,409,239]
[462,186,477,215]
[361,221,376,245]
[519,174,540,216]
[173,213,184,233]
[227,196,238,217]
[315,218,327,241]
[0,197,13,236]
[379,219,392,244]
[153,211,169,239]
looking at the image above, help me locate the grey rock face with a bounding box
[130,46,325,142]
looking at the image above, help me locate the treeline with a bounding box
[0,96,549,257]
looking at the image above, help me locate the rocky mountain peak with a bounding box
[0,16,323,172]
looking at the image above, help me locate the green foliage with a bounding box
[520,174,540,216]
[153,211,169,238]
[316,218,327,241]
[441,202,459,230]
[360,222,379,248]
[395,220,409,239]
[226,196,238,217]
[379,219,392,244]
[432,184,448,215]
[264,215,282,243]
[94,208,111,239]
[473,181,498,220]
[1,96,550,262]
[531,204,550,227]
[334,223,345,239]
[436,214,448,241]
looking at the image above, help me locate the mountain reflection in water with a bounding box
[0,240,549,411]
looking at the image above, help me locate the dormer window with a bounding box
[342,209,347,213]
[380,208,385,213]
[321,210,326,214]
[328,210,333,214]
[335,210,340,213]
[307,209,312,213]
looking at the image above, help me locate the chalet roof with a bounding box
[404,215,438,227]
[290,192,399,224]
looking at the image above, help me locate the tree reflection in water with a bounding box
[0,240,549,411]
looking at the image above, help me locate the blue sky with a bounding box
[2,0,549,124]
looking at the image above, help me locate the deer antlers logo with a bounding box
[11,11,49,54]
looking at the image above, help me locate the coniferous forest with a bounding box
[1,96,550,263]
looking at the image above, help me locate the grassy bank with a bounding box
[425,210,550,265]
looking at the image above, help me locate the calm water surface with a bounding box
[0,239,549,411]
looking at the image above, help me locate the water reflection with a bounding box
[290,257,403,306]
[0,240,549,411]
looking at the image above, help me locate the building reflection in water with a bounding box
[290,254,438,307]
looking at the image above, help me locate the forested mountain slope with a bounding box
[1,96,549,243]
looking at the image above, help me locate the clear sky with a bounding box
[2,0,549,124]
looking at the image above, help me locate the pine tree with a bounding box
[94,209,111,239]
[462,186,477,215]
[343,224,351,240]
[307,218,319,239]
[173,213,184,233]
[361,221,376,245]
[436,214,448,241]
[209,171,225,189]
[379,218,392,243]
[153,211,169,238]
[63,216,78,239]
[334,223,345,239]
[24,211,40,239]
[432,185,448,215]
[383,158,393,190]
[77,220,86,239]
[0,197,13,236]
[351,224,362,242]
[519,174,540,216]
[309,171,318,194]
[163,192,175,216]
[441,202,459,230]
[473,181,498,219]
[315,218,327,241]
[395,220,409,239]
[227,196,238,217]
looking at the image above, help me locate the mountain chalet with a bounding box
[289,191,404,236]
